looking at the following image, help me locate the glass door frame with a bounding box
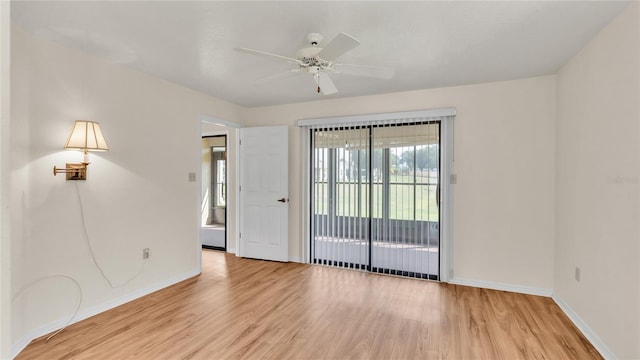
[309,121,443,280]
[300,109,455,283]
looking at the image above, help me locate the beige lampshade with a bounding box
[64,120,109,152]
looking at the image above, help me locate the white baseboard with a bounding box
[552,294,617,360]
[448,277,552,297]
[288,255,302,263]
[226,247,236,255]
[11,269,200,359]
[447,279,614,359]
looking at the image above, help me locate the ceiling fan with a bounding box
[237,32,395,95]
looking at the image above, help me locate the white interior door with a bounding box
[240,126,288,262]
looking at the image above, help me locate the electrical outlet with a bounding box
[575,267,580,282]
[450,174,457,184]
[143,248,150,260]
[188,172,196,182]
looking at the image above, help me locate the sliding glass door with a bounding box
[311,122,440,280]
[312,128,370,269]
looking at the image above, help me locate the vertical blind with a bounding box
[310,119,441,280]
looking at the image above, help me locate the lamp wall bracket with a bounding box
[53,163,88,180]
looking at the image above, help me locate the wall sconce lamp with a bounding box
[53,120,109,180]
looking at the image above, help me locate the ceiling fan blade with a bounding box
[317,33,360,61]
[314,73,338,95]
[236,47,302,65]
[252,69,301,84]
[334,63,395,79]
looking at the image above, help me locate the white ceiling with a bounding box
[11,1,629,108]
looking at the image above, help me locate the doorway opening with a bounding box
[201,135,227,251]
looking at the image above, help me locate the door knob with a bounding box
[277,198,288,203]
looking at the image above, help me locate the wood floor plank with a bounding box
[16,250,603,360]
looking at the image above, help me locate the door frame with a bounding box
[201,134,228,251]
[298,108,455,282]
[199,114,241,272]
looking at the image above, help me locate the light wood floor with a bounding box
[17,250,602,360]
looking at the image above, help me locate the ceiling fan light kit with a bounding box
[237,32,395,95]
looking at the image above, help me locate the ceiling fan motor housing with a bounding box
[296,47,322,62]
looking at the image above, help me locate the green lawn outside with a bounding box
[314,174,439,221]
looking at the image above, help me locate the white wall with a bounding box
[10,25,243,355]
[0,2,12,359]
[555,3,639,359]
[242,75,557,291]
